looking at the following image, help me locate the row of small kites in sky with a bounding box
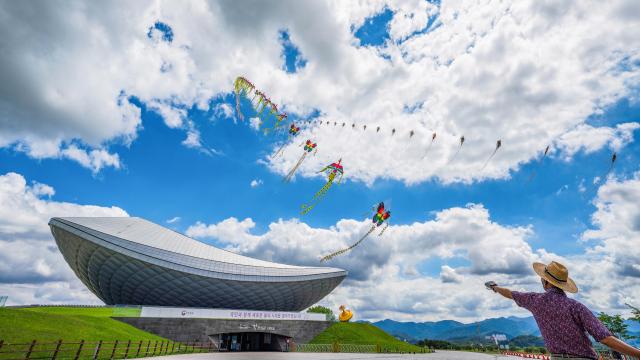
[233,76,619,262]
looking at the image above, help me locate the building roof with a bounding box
[50,217,346,280]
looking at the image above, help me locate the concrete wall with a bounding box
[114,317,332,345]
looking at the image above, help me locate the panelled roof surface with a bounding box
[50,217,345,278]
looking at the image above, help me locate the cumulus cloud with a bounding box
[0,172,127,305]
[582,172,640,278]
[250,179,263,188]
[187,190,640,321]
[186,203,546,319]
[1,0,638,181]
[166,216,181,224]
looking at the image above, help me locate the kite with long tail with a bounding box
[273,123,300,158]
[605,152,617,177]
[283,140,317,182]
[480,140,502,171]
[527,145,550,183]
[234,77,255,121]
[300,159,344,215]
[450,135,465,162]
[320,202,391,262]
[233,76,287,133]
[423,132,437,159]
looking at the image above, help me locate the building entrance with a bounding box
[215,332,291,352]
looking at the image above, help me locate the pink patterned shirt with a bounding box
[512,287,612,359]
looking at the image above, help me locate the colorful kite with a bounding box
[233,76,287,133]
[233,76,255,121]
[320,202,391,262]
[300,159,344,215]
[284,140,317,182]
[423,132,437,159]
[527,145,550,183]
[273,123,301,158]
[480,140,502,171]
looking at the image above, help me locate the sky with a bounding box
[0,0,639,323]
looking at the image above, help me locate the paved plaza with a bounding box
[149,350,512,360]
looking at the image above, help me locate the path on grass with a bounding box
[149,350,511,360]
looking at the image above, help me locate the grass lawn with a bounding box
[0,307,160,343]
[309,322,428,353]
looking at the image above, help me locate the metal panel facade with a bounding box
[49,217,346,311]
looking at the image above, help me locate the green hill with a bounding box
[310,322,427,353]
[0,307,161,342]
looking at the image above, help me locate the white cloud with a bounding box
[186,189,640,321]
[249,117,262,131]
[186,204,545,320]
[556,123,639,160]
[214,103,234,120]
[60,145,121,173]
[582,172,640,279]
[1,0,638,181]
[250,179,263,188]
[0,172,127,304]
[578,178,586,193]
[440,265,463,284]
[166,216,181,224]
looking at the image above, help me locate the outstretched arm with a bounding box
[601,336,640,357]
[490,285,513,300]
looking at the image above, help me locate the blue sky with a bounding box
[1,1,639,321]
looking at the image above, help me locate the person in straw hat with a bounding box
[487,261,640,359]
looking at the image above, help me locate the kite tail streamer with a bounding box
[300,176,336,215]
[284,153,307,182]
[320,226,376,262]
[272,141,288,159]
[422,141,434,159]
[450,145,463,163]
[480,148,499,171]
[378,223,389,236]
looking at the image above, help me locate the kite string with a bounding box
[480,147,499,171]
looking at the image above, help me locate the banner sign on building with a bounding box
[139,306,326,321]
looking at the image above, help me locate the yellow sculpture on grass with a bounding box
[338,305,353,322]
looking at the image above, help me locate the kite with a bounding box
[363,125,367,131]
[338,305,353,322]
[605,152,617,177]
[423,132,437,159]
[233,76,288,133]
[480,140,502,171]
[409,130,415,138]
[450,135,465,162]
[527,145,550,183]
[320,202,391,262]
[392,128,396,136]
[233,76,255,121]
[272,123,301,158]
[283,140,317,182]
[300,159,344,215]
[376,126,380,133]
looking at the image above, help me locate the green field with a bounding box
[0,307,160,343]
[310,322,428,353]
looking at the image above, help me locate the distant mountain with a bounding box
[373,316,540,343]
[373,316,640,347]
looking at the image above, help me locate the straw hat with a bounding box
[533,261,578,293]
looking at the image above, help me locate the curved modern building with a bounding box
[50,217,346,311]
